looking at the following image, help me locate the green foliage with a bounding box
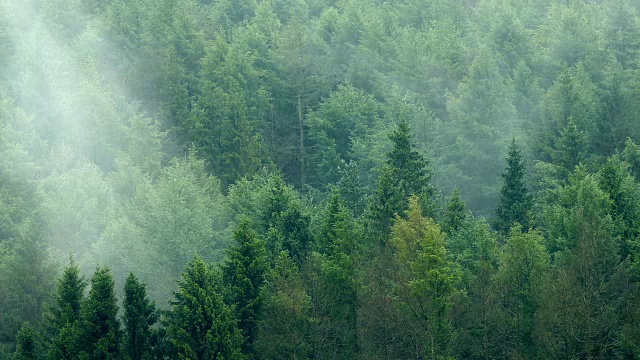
[47,258,86,360]
[165,257,244,360]
[13,324,42,360]
[391,197,460,358]
[443,189,467,234]
[5,0,640,358]
[496,226,549,358]
[259,176,313,264]
[255,252,311,360]
[306,84,381,186]
[494,139,533,234]
[222,219,268,355]
[368,119,433,245]
[0,224,55,355]
[78,267,121,359]
[93,154,229,301]
[123,273,157,360]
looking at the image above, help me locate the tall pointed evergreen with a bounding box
[444,189,467,234]
[166,256,244,360]
[494,139,532,234]
[78,267,121,359]
[223,218,268,355]
[369,119,433,244]
[123,273,157,360]
[47,257,86,360]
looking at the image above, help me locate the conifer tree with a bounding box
[261,177,312,264]
[123,273,157,360]
[223,218,268,355]
[47,258,86,360]
[553,118,588,178]
[496,226,549,358]
[166,256,244,360]
[494,139,532,234]
[13,324,40,360]
[444,189,467,234]
[369,119,433,244]
[78,267,121,360]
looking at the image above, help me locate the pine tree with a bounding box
[369,119,433,244]
[123,273,157,360]
[78,267,121,360]
[47,257,86,360]
[444,189,467,234]
[13,324,40,360]
[222,218,268,355]
[166,256,244,360]
[494,139,532,234]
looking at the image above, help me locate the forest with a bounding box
[2,0,640,358]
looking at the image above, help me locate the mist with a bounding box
[2,0,640,358]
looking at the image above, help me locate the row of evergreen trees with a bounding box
[12,118,640,359]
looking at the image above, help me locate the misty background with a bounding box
[2,0,640,358]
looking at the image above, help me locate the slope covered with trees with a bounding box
[2,0,640,358]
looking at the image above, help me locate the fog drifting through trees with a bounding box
[2,0,640,358]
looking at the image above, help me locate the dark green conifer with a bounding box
[444,189,467,234]
[78,267,121,359]
[494,139,532,234]
[47,257,86,360]
[261,177,312,265]
[553,118,588,177]
[223,218,268,355]
[369,119,433,244]
[166,257,244,360]
[123,273,157,360]
[14,324,40,360]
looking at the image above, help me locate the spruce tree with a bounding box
[553,118,588,178]
[494,139,532,234]
[166,256,243,360]
[369,119,433,244]
[13,324,40,360]
[222,218,268,355]
[260,177,312,265]
[47,257,86,360]
[444,189,467,234]
[78,267,121,360]
[123,273,157,360]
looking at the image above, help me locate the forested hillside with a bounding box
[2,0,640,358]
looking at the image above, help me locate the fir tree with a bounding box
[123,273,157,360]
[166,256,244,360]
[494,139,532,234]
[222,218,268,355]
[261,177,312,265]
[78,267,121,360]
[553,118,588,178]
[369,119,433,244]
[444,189,467,234]
[47,257,86,360]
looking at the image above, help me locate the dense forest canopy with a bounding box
[2,0,640,358]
